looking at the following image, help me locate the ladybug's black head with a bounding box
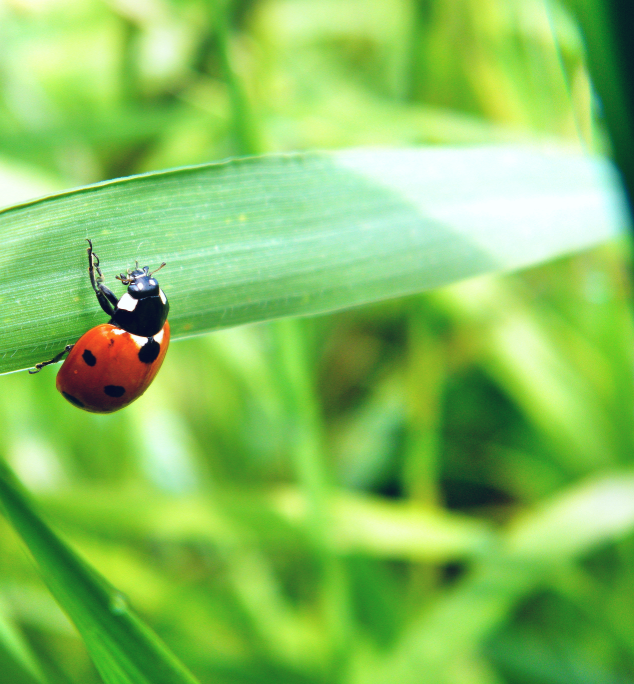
[117,263,165,300]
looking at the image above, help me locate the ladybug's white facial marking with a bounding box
[159,289,167,305]
[154,328,165,345]
[118,293,138,312]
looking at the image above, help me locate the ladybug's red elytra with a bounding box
[30,239,170,413]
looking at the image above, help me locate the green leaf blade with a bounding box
[0,146,626,375]
[0,462,200,684]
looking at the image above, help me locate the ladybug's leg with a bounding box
[86,239,118,316]
[29,344,75,374]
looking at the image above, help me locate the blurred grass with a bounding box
[0,1,633,684]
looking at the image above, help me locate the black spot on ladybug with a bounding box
[82,349,97,366]
[62,392,85,408]
[108,337,116,347]
[138,338,160,364]
[104,385,125,397]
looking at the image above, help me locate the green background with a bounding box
[0,1,632,683]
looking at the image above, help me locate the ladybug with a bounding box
[30,239,170,413]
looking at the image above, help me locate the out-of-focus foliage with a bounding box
[0,1,632,684]
[567,0,634,219]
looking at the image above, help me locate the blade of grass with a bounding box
[272,318,353,678]
[0,145,625,375]
[0,459,200,684]
[568,0,634,223]
[0,603,48,684]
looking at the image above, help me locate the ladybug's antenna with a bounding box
[115,261,165,283]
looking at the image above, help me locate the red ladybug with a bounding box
[31,239,170,413]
